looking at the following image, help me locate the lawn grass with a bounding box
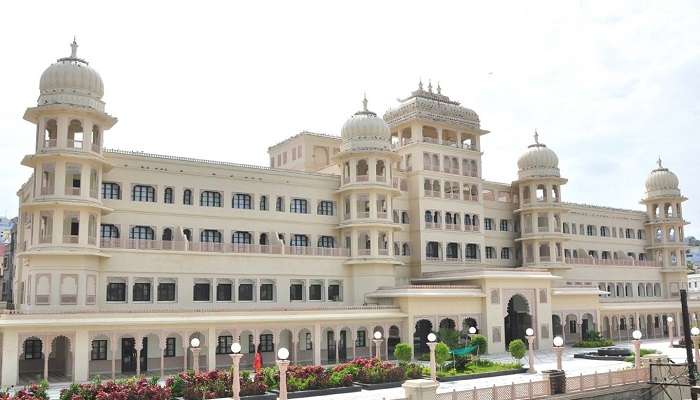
[436,360,522,378]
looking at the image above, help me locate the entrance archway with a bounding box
[413,319,433,357]
[504,294,532,350]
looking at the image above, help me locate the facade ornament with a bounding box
[657,156,663,169]
[418,79,423,91]
[437,82,441,95]
[362,93,368,112]
[534,130,539,145]
[428,80,433,93]
[70,37,78,58]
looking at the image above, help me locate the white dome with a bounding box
[37,40,105,112]
[517,133,560,179]
[340,97,391,152]
[645,159,680,198]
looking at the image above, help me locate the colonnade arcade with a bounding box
[599,312,697,342]
[550,312,596,344]
[411,314,481,357]
[13,321,403,385]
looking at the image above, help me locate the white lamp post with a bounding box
[525,328,536,374]
[373,331,383,361]
[468,327,479,358]
[667,316,674,347]
[277,347,290,400]
[631,330,642,369]
[190,337,201,372]
[427,332,438,382]
[230,342,243,400]
[691,327,700,371]
[552,336,564,371]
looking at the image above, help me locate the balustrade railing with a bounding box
[356,175,369,182]
[43,139,57,148]
[565,257,660,267]
[63,235,79,244]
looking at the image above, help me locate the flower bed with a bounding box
[257,364,355,394]
[0,382,48,400]
[59,377,171,400]
[331,358,422,389]
[434,359,524,381]
[166,370,269,399]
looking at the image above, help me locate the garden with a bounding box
[572,331,614,348]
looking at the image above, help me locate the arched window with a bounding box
[401,211,409,224]
[470,160,478,177]
[356,159,368,178]
[393,210,399,223]
[654,283,661,297]
[464,214,472,226]
[432,180,441,193]
[162,228,173,241]
[426,242,439,258]
[259,195,268,211]
[129,226,154,240]
[201,191,222,207]
[67,119,84,149]
[132,185,156,202]
[563,223,570,234]
[232,231,252,244]
[100,224,119,238]
[424,211,432,223]
[402,243,410,256]
[290,234,309,247]
[102,182,121,200]
[472,215,479,227]
[259,233,268,245]
[201,229,222,243]
[638,283,645,297]
[233,193,252,209]
[183,189,192,205]
[465,244,479,259]
[424,179,432,193]
[44,119,58,147]
[317,201,334,216]
[446,243,459,259]
[164,187,174,204]
[376,160,385,178]
[318,236,335,248]
[276,196,284,211]
[183,229,192,242]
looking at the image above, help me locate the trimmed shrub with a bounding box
[435,342,451,369]
[470,335,488,355]
[508,339,527,361]
[394,343,413,363]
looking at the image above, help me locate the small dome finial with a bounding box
[70,37,78,58]
[657,156,663,169]
[437,81,442,94]
[428,80,433,93]
[418,78,423,91]
[362,93,368,112]
[534,130,540,145]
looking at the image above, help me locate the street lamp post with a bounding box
[229,342,243,400]
[552,336,564,371]
[276,348,290,400]
[190,338,201,372]
[691,327,700,371]
[632,330,642,369]
[373,331,383,361]
[525,328,536,374]
[468,326,478,358]
[668,317,675,347]
[427,333,437,382]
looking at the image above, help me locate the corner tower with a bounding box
[335,96,402,303]
[16,40,117,312]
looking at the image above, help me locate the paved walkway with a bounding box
[34,339,689,399]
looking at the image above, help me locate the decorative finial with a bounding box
[657,156,663,169]
[418,79,423,91]
[534,130,540,145]
[437,82,441,95]
[428,80,433,93]
[70,37,78,58]
[362,93,368,112]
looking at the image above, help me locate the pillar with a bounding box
[74,330,90,383]
[1,331,18,387]
[208,327,216,371]
[110,335,117,380]
[313,324,321,365]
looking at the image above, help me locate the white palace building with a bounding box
[0,41,695,386]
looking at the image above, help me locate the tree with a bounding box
[438,328,460,349]
[508,339,527,362]
[434,342,450,370]
[394,343,412,363]
[470,335,487,355]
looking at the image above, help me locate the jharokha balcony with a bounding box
[100,238,349,257]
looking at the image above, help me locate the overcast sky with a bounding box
[1,1,698,236]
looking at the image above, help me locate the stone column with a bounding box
[313,324,321,366]
[110,335,117,380]
[74,331,89,383]
[135,336,143,376]
[182,338,189,371]
[208,327,217,371]
[42,336,50,381]
[159,337,167,378]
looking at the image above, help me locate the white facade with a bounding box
[0,41,696,386]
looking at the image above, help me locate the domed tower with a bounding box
[335,96,402,303]
[642,158,688,274]
[514,132,569,268]
[17,40,116,312]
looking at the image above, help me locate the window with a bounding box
[259,334,274,352]
[309,283,322,301]
[305,332,313,350]
[193,283,211,302]
[260,282,274,301]
[183,189,192,205]
[238,282,253,301]
[485,246,496,259]
[290,198,308,214]
[129,226,154,240]
[328,283,341,301]
[500,219,509,232]
[501,248,511,259]
[290,282,304,301]
[24,339,43,360]
[232,231,252,244]
[200,191,222,207]
[259,195,268,211]
[132,185,156,202]
[106,282,126,302]
[164,187,174,204]
[164,338,176,357]
[133,282,151,302]
[587,225,594,236]
[290,234,309,247]
[318,236,335,248]
[484,218,493,231]
[317,200,334,216]
[233,193,252,209]
[248,335,255,353]
[91,340,107,360]
[275,196,284,211]
[158,282,176,302]
[356,330,366,347]
[101,224,119,239]
[217,335,233,354]
[102,182,121,200]
[401,212,409,224]
[200,229,222,243]
[216,282,232,301]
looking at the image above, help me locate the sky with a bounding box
[0,1,698,236]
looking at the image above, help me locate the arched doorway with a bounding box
[413,319,433,357]
[504,294,532,350]
[552,315,563,337]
